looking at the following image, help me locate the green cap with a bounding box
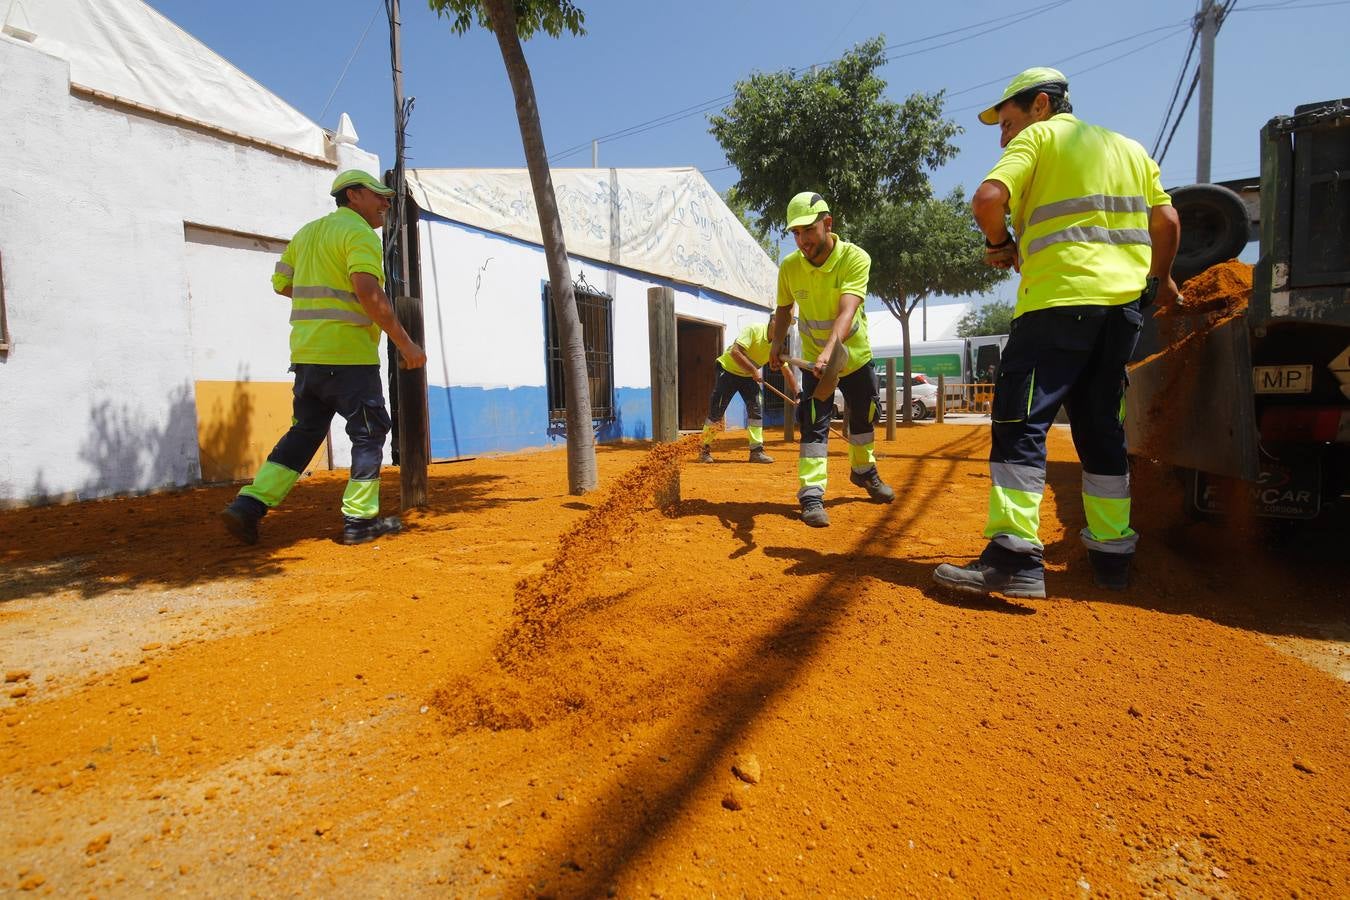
[330,169,394,197]
[978,67,1068,125]
[786,191,829,229]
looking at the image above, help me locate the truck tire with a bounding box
[1171,183,1250,283]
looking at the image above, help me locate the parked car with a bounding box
[834,374,938,421]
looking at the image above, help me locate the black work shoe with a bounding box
[748,448,774,464]
[342,515,403,545]
[219,498,264,545]
[849,467,895,503]
[1088,549,1131,590]
[698,447,714,464]
[932,561,1046,599]
[800,497,830,528]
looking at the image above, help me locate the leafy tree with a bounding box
[709,36,960,236]
[722,187,778,262]
[850,190,1008,423]
[429,0,596,494]
[955,300,1015,337]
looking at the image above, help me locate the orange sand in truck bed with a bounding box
[1,425,1346,898]
[1131,261,1256,462]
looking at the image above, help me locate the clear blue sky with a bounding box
[151,0,1345,271]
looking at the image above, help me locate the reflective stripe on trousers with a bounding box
[977,303,1143,575]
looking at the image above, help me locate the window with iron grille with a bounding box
[543,280,615,424]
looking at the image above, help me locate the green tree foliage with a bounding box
[431,0,584,38]
[722,187,778,262]
[850,190,1008,421]
[709,36,960,236]
[955,300,1015,337]
[428,0,598,493]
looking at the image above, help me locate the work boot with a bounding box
[342,515,403,546]
[849,467,895,503]
[1089,550,1131,590]
[219,496,265,545]
[748,448,774,464]
[800,496,830,528]
[698,446,714,464]
[932,561,1046,599]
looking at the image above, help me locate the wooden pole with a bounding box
[647,286,678,443]
[936,374,946,424]
[885,358,897,441]
[395,295,429,509]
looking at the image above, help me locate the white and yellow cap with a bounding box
[786,191,829,228]
[330,169,394,196]
[978,67,1069,125]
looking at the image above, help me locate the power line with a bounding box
[918,17,1191,106]
[1156,67,1200,166]
[550,0,1077,163]
[947,24,1191,114]
[317,0,383,123]
[1151,28,1200,156]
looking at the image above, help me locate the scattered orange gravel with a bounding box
[0,424,1346,898]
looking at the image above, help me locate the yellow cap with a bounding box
[978,67,1068,125]
[330,169,394,196]
[786,191,829,228]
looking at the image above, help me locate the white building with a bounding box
[0,0,381,507]
[404,167,779,457]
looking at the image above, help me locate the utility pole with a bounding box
[1195,0,1221,184]
[386,0,428,508]
[592,139,599,168]
[388,0,410,296]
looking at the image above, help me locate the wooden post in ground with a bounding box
[395,295,429,510]
[936,374,946,424]
[647,287,678,442]
[885,358,897,440]
[647,286,679,507]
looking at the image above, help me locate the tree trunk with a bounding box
[899,303,913,425]
[484,0,597,494]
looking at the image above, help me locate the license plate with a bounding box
[1194,462,1322,519]
[1253,365,1313,394]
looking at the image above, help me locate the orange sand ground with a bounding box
[1,425,1346,898]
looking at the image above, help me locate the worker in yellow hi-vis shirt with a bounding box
[699,314,799,464]
[770,192,894,528]
[933,68,1180,599]
[219,170,427,547]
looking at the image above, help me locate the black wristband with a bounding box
[985,233,1014,249]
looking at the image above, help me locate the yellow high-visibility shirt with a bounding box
[716,322,779,377]
[775,238,872,376]
[985,113,1171,317]
[271,207,385,365]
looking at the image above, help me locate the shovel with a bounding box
[785,344,848,401]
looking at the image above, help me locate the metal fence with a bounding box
[937,381,996,415]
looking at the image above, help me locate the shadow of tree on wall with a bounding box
[76,382,202,499]
[196,368,258,484]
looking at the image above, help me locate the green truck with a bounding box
[1126,98,1350,524]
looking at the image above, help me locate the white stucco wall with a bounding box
[418,218,767,394]
[0,36,381,504]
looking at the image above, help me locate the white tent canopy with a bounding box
[14,0,328,158]
[406,167,778,308]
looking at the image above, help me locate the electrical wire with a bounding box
[1155,67,1200,166]
[947,24,1191,114]
[1151,28,1200,157]
[550,0,1077,163]
[317,0,383,123]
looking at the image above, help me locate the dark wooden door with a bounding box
[676,319,723,430]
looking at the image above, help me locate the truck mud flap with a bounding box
[1126,315,1261,481]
